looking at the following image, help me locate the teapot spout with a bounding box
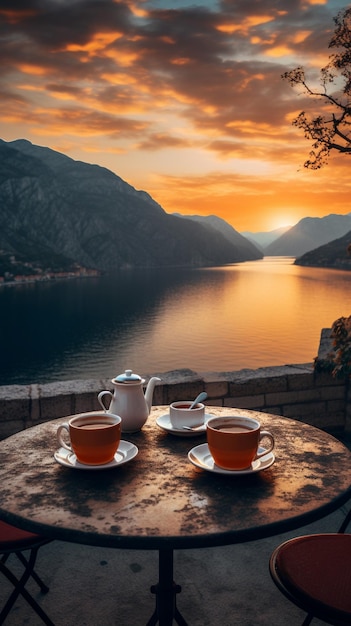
[144,376,161,413]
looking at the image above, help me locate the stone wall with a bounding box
[0,358,349,440]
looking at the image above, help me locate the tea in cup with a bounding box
[169,401,205,429]
[206,416,274,470]
[56,412,121,465]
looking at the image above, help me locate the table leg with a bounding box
[146,549,188,626]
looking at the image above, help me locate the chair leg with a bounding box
[0,546,54,625]
[338,507,351,534]
[15,550,49,593]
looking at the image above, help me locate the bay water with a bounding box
[1,257,350,386]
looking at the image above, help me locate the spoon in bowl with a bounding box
[182,392,208,430]
[189,391,207,410]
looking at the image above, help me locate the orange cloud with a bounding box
[65,32,121,55]
[217,14,275,36]
[17,64,48,76]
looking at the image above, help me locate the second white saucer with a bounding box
[188,443,275,474]
[156,413,215,437]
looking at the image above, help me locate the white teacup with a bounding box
[169,401,205,429]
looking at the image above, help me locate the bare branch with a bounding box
[282,7,351,168]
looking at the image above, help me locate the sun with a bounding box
[270,214,296,231]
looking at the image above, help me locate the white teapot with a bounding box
[98,369,160,433]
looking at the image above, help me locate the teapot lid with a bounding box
[114,369,142,384]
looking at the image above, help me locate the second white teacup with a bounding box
[169,401,205,429]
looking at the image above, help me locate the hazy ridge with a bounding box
[242,215,351,269]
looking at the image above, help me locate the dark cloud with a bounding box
[0,0,133,47]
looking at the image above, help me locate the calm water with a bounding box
[1,257,350,385]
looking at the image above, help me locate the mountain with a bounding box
[264,213,351,257]
[241,226,292,251]
[0,139,262,278]
[295,230,351,270]
[173,213,262,260]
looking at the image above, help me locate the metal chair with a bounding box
[0,520,54,625]
[269,508,351,626]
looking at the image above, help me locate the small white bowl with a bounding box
[169,401,205,429]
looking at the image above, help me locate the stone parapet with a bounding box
[0,360,349,439]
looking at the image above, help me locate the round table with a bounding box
[0,407,350,625]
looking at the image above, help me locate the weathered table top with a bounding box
[0,407,350,550]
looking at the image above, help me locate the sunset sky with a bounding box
[1,0,350,232]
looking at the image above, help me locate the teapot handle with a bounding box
[98,390,113,412]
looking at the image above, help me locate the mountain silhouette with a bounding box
[264,213,351,257]
[295,230,351,269]
[173,213,261,259]
[0,139,261,278]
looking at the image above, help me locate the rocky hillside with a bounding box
[0,139,262,279]
[264,213,351,257]
[295,230,351,270]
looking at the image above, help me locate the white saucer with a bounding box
[156,413,215,437]
[54,440,138,470]
[188,443,275,475]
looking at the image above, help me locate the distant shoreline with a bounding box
[2,261,351,287]
[0,268,101,287]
